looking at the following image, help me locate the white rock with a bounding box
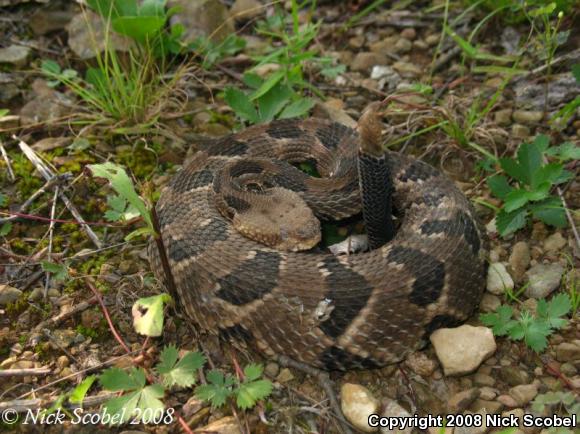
[525,263,564,298]
[486,263,514,295]
[543,232,566,252]
[341,383,379,432]
[430,325,497,376]
[381,400,412,434]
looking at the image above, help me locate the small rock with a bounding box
[28,287,44,302]
[512,110,544,124]
[264,362,279,378]
[479,387,497,400]
[559,362,577,376]
[169,0,234,43]
[494,109,513,126]
[485,218,497,235]
[341,383,379,433]
[555,342,580,362]
[276,368,294,383]
[509,384,538,406]
[381,400,412,434]
[230,0,263,21]
[470,400,504,415]
[425,34,439,46]
[508,242,530,282]
[405,352,437,377]
[486,263,514,295]
[351,52,388,72]
[182,396,204,418]
[430,325,497,376]
[525,263,564,298]
[56,355,70,369]
[400,28,416,40]
[67,11,131,59]
[473,373,495,387]
[479,293,501,313]
[498,367,530,386]
[392,61,422,78]
[543,232,566,252]
[50,330,77,349]
[198,416,241,434]
[512,124,531,138]
[370,66,401,91]
[496,394,519,408]
[0,45,31,67]
[349,35,366,49]
[394,38,412,53]
[0,285,22,305]
[454,410,490,434]
[448,388,480,413]
[29,9,73,35]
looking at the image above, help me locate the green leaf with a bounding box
[545,142,580,161]
[69,375,97,404]
[249,69,285,101]
[496,208,527,236]
[112,16,166,43]
[0,192,6,206]
[88,162,153,231]
[278,97,315,119]
[572,64,580,83]
[140,0,166,17]
[100,367,146,392]
[224,87,258,123]
[529,2,556,17]
[532,135,550,152]
[538,293,571,329]
[132,293,172,337]
[0,109,9,118]
[480,305,517,336]
[156,345,205,388]
[102,383,164,425]
[530,197,567,228]
[195,370,234,408]
[257,84,293,122]
[236,379,273,410]
[499,157,525,184]
[243,364,263,382]
[516,142,542,185]
[41,261,69,282]
[533,163,564,188]
[0,222,12,236]
[504,189,530,212]
[41,59,61,75]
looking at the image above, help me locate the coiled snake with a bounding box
[149,104,486,370]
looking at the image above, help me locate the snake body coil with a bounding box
[149,117,486,370]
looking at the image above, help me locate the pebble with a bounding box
[448,388,480,413]
[509,383,538,406]
[498,367,530,386]
[425,34,440,46]
[496,394,519,408]
[430,325,496,376]
[508,241,530,282]
[543,232,566,252]
[494,108,513,126]
[473,373,495,387]
[169,0,234,43]
[394,38,412,53]
[0,45,31,67]
[341,383,379,432]
[470,400,503,415]
[559,362,577,376]
[479,387,497,400]
[512,110,544,124]
[380,400,412,434]
[524,263,564,298]
[486,263,514,295]
[264,362,279,378]
[392,61,422,78]
[400,28,416,40]
[0,284,22,305]
[512,124,531,138]
[351,52,388,72]
[479,293,501,313]
[56,355,70,369]
[67,11,131,59]
[555,342,580,362]
[276,368,294,383]
[198,416,241,434]
[230,0,263,21]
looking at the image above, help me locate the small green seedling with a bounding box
[481,293,572,352]
[487,135,577,237]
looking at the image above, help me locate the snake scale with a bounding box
[149,108,487,371]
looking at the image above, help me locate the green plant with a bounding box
[196,363,273,410]
[552,63,580,127]
[487,135,577,237]
[88,162,154,240]
[532,391,580,419]
[86,0,184,56]
[190,34,246,69]
[224,0,343,124]
[481,293,572,352]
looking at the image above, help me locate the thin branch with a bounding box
[0,140,15,181]
[0,367,51,378]
[44,187,59,298]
